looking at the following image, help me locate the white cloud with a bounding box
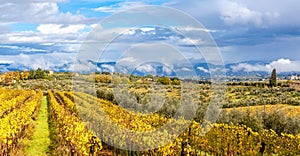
[0,29,88,44]
[181,67,192,72]
[163,66,173,75]
[231,63,267,72]
[177,37,203,46]
[0,1,96,57]
[61,44,81,53]
[0,60,13,64]
[123,29,136,35]
[0,24,11,33]
[0,2,94,24]
[69,61,96,72]
[37,24,86,34]
[93,1,146,13]
[167,0,285,28]
[172,26,216,33]
[220,1,278,27]
[140,27,155,32]
[1,52,75,70]
[8,33,44,43]
[269,58,291,66]
[231,58,300,73]
[197,66,209,73]
[118,57,137,64]
[100,64,115,72]
[136,64,156,73]
[266,58,300,73]
[0,45,46,52]
[90,24,101,29]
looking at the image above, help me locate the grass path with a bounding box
[25,96,50,156]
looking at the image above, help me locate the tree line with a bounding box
[1,68,50,83]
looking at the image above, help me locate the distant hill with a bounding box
[1,60,298,77]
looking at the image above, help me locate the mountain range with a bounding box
[1,60,298,78]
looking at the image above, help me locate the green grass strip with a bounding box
[25,96,50,156]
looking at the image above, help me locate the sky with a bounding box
[0,0,300,73]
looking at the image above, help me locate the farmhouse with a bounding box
[46,70,54,75]
[290,75,300,80]
[290,81,300,90]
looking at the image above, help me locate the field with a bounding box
[1,73,300,155]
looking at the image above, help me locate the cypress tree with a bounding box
[270,68,277,87]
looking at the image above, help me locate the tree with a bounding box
[3,71,20,83]
[12,71,20,81]
[29,69,35,79]
[20,70,29,81]
[270,68,277,87]
[172,77,181,85]
[35,68,46,79]
[4,71,13,83]
[95,74,112,83]
[102,71,111,75]
[156,77,172,85]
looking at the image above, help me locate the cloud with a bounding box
[220,1,279,27]
[168,0,283,28]
[0,1,96,56]
[231,63,267,73]
[117,57,137,64]
[140,27,155,32]
[181,67,192,72]
[0,45,47,53]
[0,60,13,64]
[197,66,209,73]
[93,26,207,48]
[162,66,173,75]
[221,2,260,27]
[172,26,216,33]
[0,24,11,33]
[7,33,44,43]
[37,24,87,34]
[93,1,146,13]
[173,37,203,46]
[133,63,175,75]
[100,64,115,72]
[0,2,95,24]
[168,1,288,50]
[136,64,156,73]
[1,52,75,71]
[0,28,88,45]
[266,58,300,72]
[231,58,300,73]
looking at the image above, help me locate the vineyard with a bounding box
[59,91,300,155]
[225,104,300,117]
[1,86,300,155]
[0,88,42,155]
[49,90,300,155]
